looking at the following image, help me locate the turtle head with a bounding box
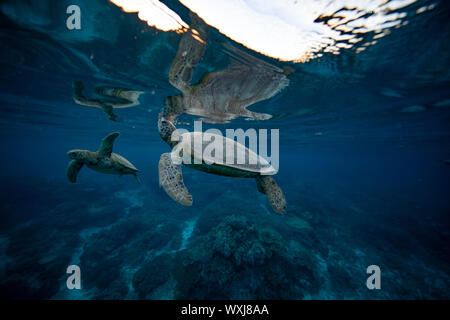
[67,149,86,160]
[158,95,185,148]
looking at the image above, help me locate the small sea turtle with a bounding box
[158,106,286,213]
[72,81,143,121]
[66,132,141,184]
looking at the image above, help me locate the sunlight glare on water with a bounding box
[110,0,436,62]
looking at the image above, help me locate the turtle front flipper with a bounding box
[169,13,209,94]
[159,153,193,206]
[100,103,118,122]
[98,132,120,159]
[256,176,286,214]
[73,80,84,99]
[67,160,84,183]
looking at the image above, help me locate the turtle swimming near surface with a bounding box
[167,13,291,124]
[158,104,286,213]
[66,132,141,184]
[156,13,287,213]
[72,81,143,121]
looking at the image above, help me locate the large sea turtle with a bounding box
[156,13,288,213]
[66,132,141,184]
[168,13,291,124]
[158,104,286,213]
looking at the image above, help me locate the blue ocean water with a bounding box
[0,0,449,299]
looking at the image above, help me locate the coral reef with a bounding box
[172,215,321,299]
[132,253,173,298]
[0,177,448,299]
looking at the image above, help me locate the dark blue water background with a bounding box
[0,0,448,299]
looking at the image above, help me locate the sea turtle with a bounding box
[168,13,291,124]
[156,13,287,213]
[158,104,286,213]
[66,132,141,184]
[72,81,143,121]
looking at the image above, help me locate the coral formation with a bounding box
[0,177,448,299]
[132,253,173,298]
[172,215,321,299]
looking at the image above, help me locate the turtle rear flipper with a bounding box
[256,176,286,214]
[159,153,192,206]
[67,160,84,183]
[134,173,141,184]
[72,80,84,98]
